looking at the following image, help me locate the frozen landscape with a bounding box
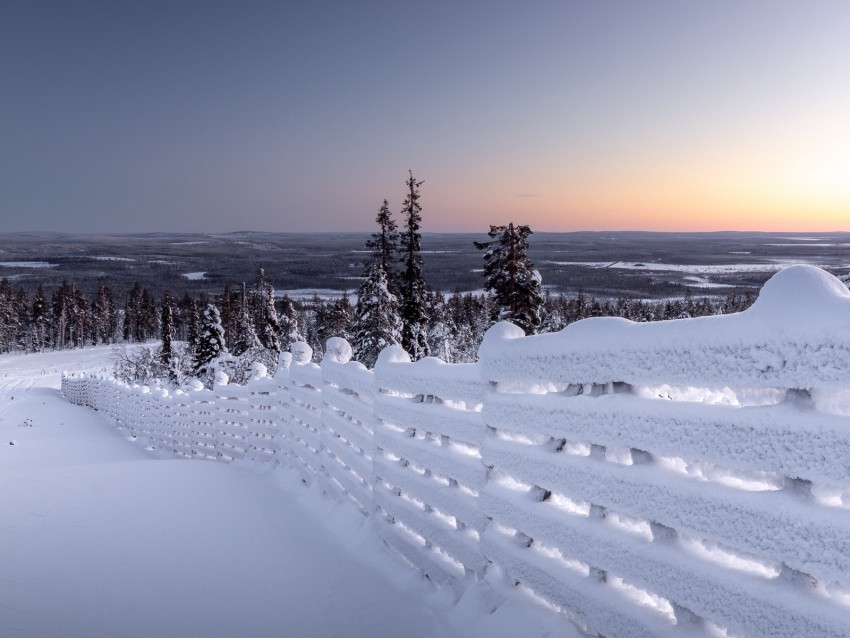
[5,2,850,635]
[0,347,571,638]
[10,266,845,637]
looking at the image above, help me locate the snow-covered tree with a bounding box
[0,279,18,353]
[474,222,543,334]
[30,284,48,351]
[230,283,260,357]
[352,262,402,368]
[277,294,303,352]
[192,303,227,375]
[398,171,429,360]
[426,290,453,362]
[365,199,399,290]
[90,284,117,345]
[218,284,240,351]
[251,268,282,354]
[160,293,174,363]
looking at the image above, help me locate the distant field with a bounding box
[0,231,848,300]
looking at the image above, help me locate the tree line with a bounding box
[0,171,758,384]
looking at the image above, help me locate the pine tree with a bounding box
[474,223,543,334]
[352,262,402,368]
[192,303,226,375]
[398,171,429,360]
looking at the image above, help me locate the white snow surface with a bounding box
[1,347,570,638]
[18,265,850,638]
[481,265,850,388]
[544,260,793,273]
[0,261,58,268]
[182,271,206,280]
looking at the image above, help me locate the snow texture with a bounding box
[58,266,850,638]
[480,265,850,389]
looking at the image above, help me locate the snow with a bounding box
[480,265,850,389]
[682,275,733,289]
[16,265,850,638]
[182,271,206,280]
[2,347,576,638]
[0,261,57,268]
[276,288,349,300]
[545,260,794,273]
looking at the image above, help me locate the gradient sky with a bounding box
[2,1,849,233]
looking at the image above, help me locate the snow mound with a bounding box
[748,264,850,327]
[480,266,850,388]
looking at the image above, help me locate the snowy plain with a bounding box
[0,347,573,638]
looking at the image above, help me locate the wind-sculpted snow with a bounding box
[62,265,850,638]
[480,265,850,389]
[376,345,485,404]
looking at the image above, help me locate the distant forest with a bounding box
[0,262,757,362]
[0,177,768,374]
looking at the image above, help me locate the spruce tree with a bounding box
[30,284,48,352]
[140,288,158,341]
[91,284,116,345]
[230,282,261,357]
[365,199,399,291]
[277,294,303,352]
[352,262,402,368]
[251,268,282,354]
[160,292,175,365]
[192,303,226,375]
[398,171,429,360]
[218,284,240,351]
[126,283,143,342]
[72,288,89,347]
[474,222,543,334]
[426,290,452,362]
[0,279,17,353]
[185,298,201,352]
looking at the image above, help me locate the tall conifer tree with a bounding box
[192,303,226,375]
[365,199,399,292]
[398,171,429,360]
[474,222,543,334]
[352,262,402,368]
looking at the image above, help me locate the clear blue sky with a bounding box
[2,1,849,233]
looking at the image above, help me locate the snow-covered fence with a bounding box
[64,374,287,466]
[371,345,489,595]
[476,266,850,637]
[62,266,850,638]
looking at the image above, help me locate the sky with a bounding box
[2,1,849,234]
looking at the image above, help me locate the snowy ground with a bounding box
[0,347,572,638]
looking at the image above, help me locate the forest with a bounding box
[0,174,777,384]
